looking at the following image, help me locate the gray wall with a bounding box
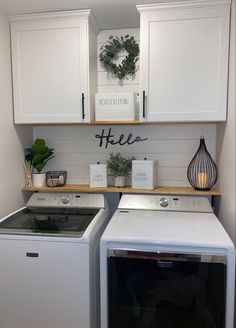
[216,0,236,243]
[0,10,32,216]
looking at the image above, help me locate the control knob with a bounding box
[61,196,70,204]
[160,197,169,208]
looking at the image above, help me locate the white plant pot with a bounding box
[32,173,46,187]
[114,176,125,188]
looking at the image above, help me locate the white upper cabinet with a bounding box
[137,0,231,122]
[10,11,98,124]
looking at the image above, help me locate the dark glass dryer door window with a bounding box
[108,250,226,328]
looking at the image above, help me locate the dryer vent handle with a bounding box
[108,249,226,264]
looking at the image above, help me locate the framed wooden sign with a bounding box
[95,92,135,121]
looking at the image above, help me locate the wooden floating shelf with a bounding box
[22,185,222,196]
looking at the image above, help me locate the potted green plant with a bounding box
[25,138,54,187]
[107,152,133,187]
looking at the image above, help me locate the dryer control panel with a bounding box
[118,195,213,212]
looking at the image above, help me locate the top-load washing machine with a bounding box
[0,192,110,328]
[100,194,235,328]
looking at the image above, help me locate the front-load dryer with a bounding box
[100,194,235,328]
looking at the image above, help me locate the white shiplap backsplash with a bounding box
[34,28,217,187]
[97,28,140,114]
[34,124,216,186]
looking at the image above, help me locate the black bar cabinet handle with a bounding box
[82,93,85,120]
[142,90,146,118]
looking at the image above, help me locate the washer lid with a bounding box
[0,207,99,237]
[101,209,234,250]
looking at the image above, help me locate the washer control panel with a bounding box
[118,195,213,213]
[26,193,105,209]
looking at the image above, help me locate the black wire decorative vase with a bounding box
[187,136,218,191]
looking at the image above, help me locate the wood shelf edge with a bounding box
[21,185,222,196]
[90,120,141,125]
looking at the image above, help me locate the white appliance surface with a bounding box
[101,195,233,249]
[101,209,234,249]
[26,192,105,208]
[118,194,213,212]
[100,194,235,328]
[0,192,110,328]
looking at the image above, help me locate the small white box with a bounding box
[95,92,135,121]
[89,164,107,188]
[132,160,158,190]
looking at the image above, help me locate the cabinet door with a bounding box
[139,2,230,122]
[11,18,89,124]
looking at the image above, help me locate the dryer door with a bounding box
[108,249,226,328]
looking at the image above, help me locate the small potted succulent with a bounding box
[25,138,54,187]
[107,152,133,187]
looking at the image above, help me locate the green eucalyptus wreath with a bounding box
[99,35,139,80]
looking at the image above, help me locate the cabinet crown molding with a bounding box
[137,0,231,12]
[9,9,100,34]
